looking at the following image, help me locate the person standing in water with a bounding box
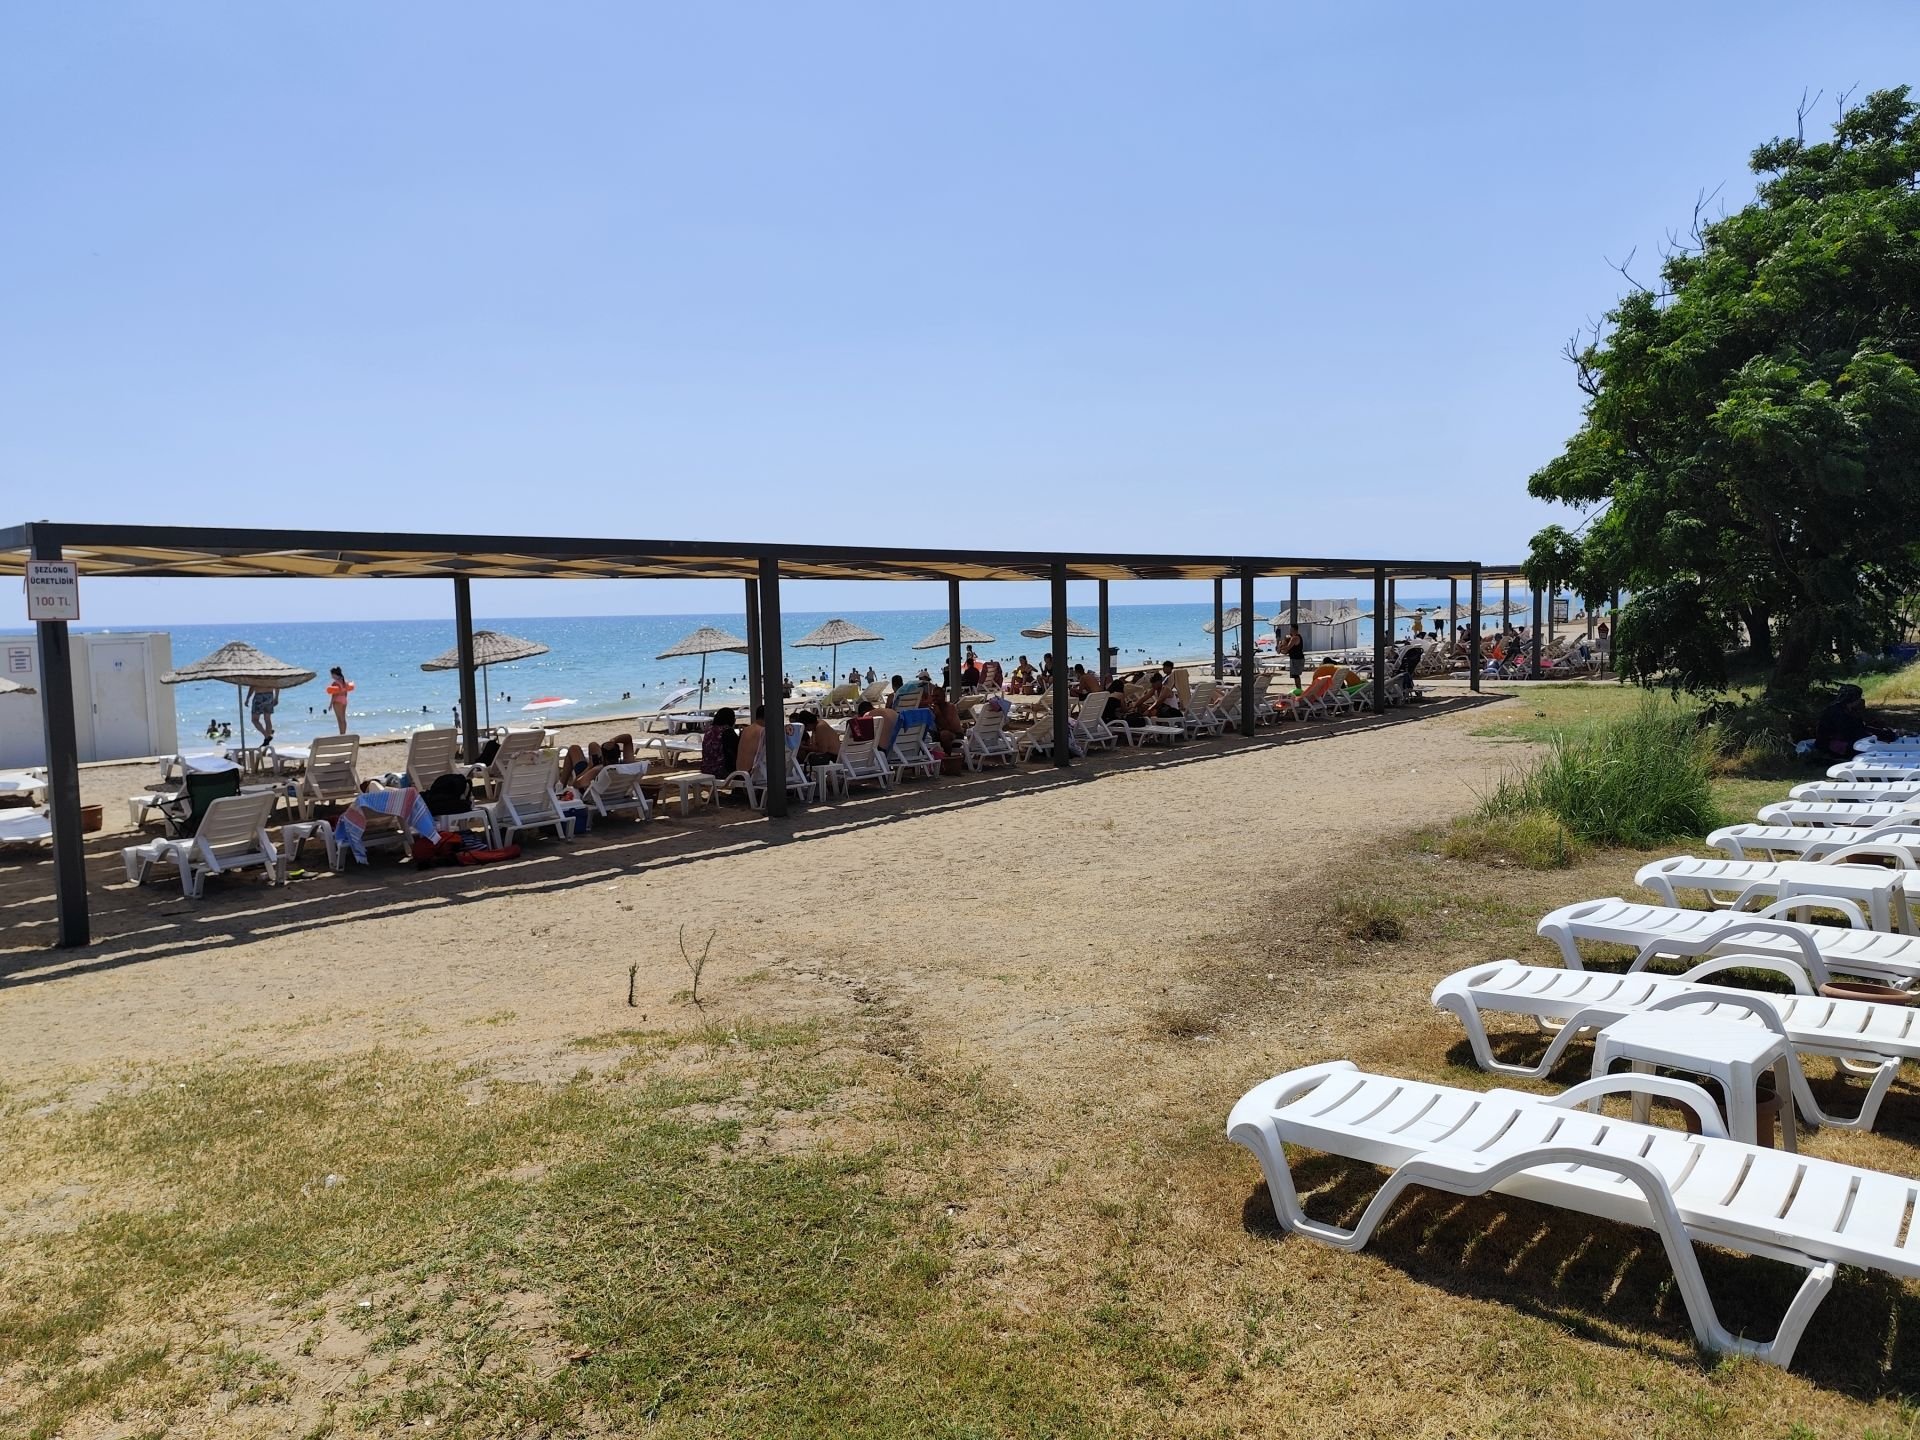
[325,666,354,734]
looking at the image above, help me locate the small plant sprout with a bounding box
[680,925,716,1008]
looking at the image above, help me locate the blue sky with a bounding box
[5,3,1917,626]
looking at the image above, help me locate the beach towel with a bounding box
[334,786,440,865]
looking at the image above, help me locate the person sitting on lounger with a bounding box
[925,684,965,747]
[795,710,840,766]
[1010,655,1036,692]
[701,710,738,779]
[733,706,767,778]
[847,700,877,742]
[1815,684,1896,757]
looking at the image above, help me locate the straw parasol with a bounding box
[0,675,36,696]
[657,625,749,701]
[1019,616,1097,640]
[793,618,883,683]
[421,629,551,727]
[162,641,315,748]
[1201,608,1261,635]
[911,621,996,651]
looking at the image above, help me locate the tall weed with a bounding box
[1482,697,1719,846]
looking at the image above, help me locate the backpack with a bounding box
[423,773,473,816]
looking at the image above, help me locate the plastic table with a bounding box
[1592,1010,1798,1151]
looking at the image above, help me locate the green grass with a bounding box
[1477,697,1720,848]
[1439,808,1581,868]
[0,1032,1134,1440]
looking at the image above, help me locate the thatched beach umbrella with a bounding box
[793,618,883,683]
[1019,616,1097,640]
[1201,607,1256,635]
[657,625,749,702]
[421,629,551,727]
[911,621,996,651]
[162,641,315,748]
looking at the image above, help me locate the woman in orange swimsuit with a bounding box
[326,666,354,734]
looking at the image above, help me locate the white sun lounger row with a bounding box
[1432,958,1910,1129]
[1536,897,1920,990]
[1634,854,1918,933]
[1709,821,1920,861]
[1227,1061,1920,1368]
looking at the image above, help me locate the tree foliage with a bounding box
[1529,87,1920,695]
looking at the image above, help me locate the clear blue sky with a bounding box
[5,3,1916,626]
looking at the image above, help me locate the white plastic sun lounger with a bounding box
[1635,854,1917,932]
[1071,692,1118,752]
[1432,959,1909,1130]
[583,762,652,822]
[962,709,1018,770]
[1015,714,1055,761]
[481,750,573,845]
[889,721,942,781]
[1789,778,1920,804]
[1757,798,1920,828]
[1537,896,1920,990]
[1830,758,1920,781]
[1709,821,1920,862]
[0,809,53,848]
[296,733,363,818]
[121,790,284,897]
[834,737,892,793]
[1227,1061,1920,1367]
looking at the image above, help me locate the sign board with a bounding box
[1550,596,1570,624]
[24,561,80,622]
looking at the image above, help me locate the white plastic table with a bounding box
[644,771,717,816]
[1774,867,1913,933]
[1592,1011,1798,1151]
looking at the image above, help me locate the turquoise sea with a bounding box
[9,597,1475,745]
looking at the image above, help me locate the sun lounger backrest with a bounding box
[195,791,278,860]
[181,768,243,836]
[1077,692,1111,726]
[501,750,560,816]
[405,728,460,788]
[304,734,362,798]
[971,707,1007,741]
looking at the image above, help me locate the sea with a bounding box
[9,597,1464,746]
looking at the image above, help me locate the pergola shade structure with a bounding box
[0,520,1484,948]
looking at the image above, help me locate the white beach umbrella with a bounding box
[421,629,551,728]
[522,696,576,713]
[657,625,750,697]
[659,684,701,711]
[162,641,315,748]
[793,618,883,684]
[0,675,36,696]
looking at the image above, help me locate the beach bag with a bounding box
[423,773,473,816]
[411,832,463,867]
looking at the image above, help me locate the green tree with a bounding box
[1528,87,1920,696]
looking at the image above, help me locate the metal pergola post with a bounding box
[1448,577,1458,653]
[1289,575,1299,634]
[756,558,787,817]
[1372,567,1388,714]
[1239,569,1256,735]
[1097,579,1110,683]
[1502,577,1512,635]
[1050,563,1070,767]
[453,576,480,759]
[1530,588,1544,679]
[1386,577,1396,641]
[30,527,87,948]
[1211,578,1224,680]
[743,578,761,708]
[1468,567,1482,693]
[947,579,962,694]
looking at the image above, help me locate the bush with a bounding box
[1481,697,1719,846]
[1440,809,1580,869]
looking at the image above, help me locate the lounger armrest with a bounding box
[1644,988,1788,1034]
[1675,953,1818,995]
[1757,894,1868,928]
[1542,1075,1731,1138]
[1224,1061,1358,1141]
[1633,918,1833,989]
[1817,844,1916,870]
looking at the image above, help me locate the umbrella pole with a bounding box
[235,685,246,766]
[699,652,708,699]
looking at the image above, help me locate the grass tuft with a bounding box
[1439,808,1580,869]
[1331,894,1405,943]
[1480,697,1719,846]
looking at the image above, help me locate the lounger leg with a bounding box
[1433,996,1598,1079]
[1786,1054,1900,1131]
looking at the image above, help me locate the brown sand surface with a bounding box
[0,692,1507,1084]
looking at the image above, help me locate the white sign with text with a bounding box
[24,561,80,622]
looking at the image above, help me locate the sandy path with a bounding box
[0,696,1510,1085]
